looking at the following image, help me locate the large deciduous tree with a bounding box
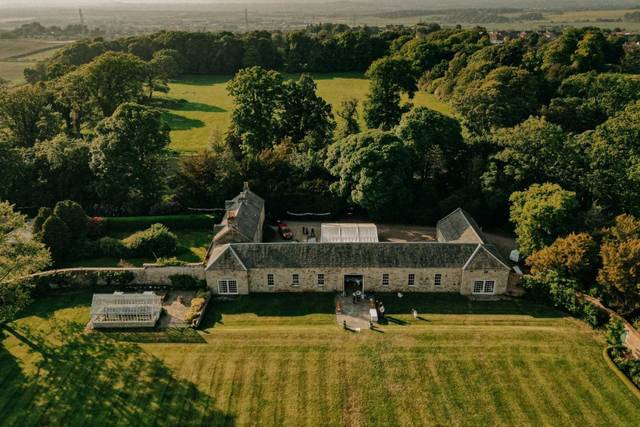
[0,84,62,147]
[453,66,540,134]
[336,98,360,139]
[597,214,640,315]
[586,101,640,217]
[396,106,465,187]
[509,183,579,257]
[277,74,335,149]
[90,103,170,213]
[227,66,283,156]
[0,202,50,324]
[173,145,242,208]
[363,57,417,130]
[326,130,412,218]
[82,51,147,117]
[526,232,597,283]
[482,117,584,201]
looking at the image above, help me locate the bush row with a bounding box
[608,346,640,390]
[95,213,220,234]
[88,223,178,258]
[522,274,610,328]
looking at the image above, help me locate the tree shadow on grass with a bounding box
[375,293,565,318]
[155,97,226,113]
[162,112,206,131]
[173,75,231,86]
[2,322,233,425]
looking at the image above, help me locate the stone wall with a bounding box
[205,269,249,294]
[27,263,206,291]
[205,266,512,295]
[460,269,510,296]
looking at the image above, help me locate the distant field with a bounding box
[0,38,68,84]
[362,8,640,31]
[1,292,638,426]
[0,38,66,59]
[163,73,453,153]
[0,60,34,83]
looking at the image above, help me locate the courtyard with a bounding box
[0,292,638,426]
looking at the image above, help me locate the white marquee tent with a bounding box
[320,223,379,243]
[90,292,162,329]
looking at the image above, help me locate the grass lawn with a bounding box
[1,292,638,426]
[162,73,454,153]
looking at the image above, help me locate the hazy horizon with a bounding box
[2,0,640,9]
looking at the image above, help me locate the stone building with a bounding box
[211,182,265,245]
[204,188,514,297]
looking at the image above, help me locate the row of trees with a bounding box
[27,25,410,82]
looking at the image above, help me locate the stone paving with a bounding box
[335,295,375,331]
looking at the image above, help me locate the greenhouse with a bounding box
[90,292,162,328]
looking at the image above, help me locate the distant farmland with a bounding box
[0,38,67,84]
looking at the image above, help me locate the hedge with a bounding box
[99,214,221,233]
[168,274,206,290]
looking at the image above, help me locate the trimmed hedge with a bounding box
[169,274,206,290]
[100,214,220,233]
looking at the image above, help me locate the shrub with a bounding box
[168,274,204,289]
[580,301,609,328]
[185,297,207,324]
[608,345,640,389]
[606,318,626,347]
[53,200,88,244]
[97,236,128,258]
[32,207,52,235]
[122,224,177,257]
[40,215,71,263]
[155,257,188,266]
[87,216,106,239]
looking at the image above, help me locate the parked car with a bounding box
[277,222,293,240]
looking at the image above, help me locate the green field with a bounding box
[162,73,453,153]
[0,38,68,84]
[1,292,638,426]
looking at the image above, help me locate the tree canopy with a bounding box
[0,202,50,324]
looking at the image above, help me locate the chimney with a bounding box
[243,181,249,192]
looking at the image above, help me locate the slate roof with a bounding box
[436,208,486,244]
[207,242,509,271]
[213,187,264,243]
[463,244,511,271]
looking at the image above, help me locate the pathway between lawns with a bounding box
[335,295,372,331]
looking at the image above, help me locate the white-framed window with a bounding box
[317,273,325,287]
[473,280,496,294]
[267,273,274,288]
[292,273,300,287]
[408,273,415,287]
[218,279,238,295]
[382,273,390,287]
[434,273,442,287]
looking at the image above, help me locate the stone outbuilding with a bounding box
[210,182,265,246]
[203,187,514,297]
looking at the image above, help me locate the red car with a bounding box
[277,222,293,240]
